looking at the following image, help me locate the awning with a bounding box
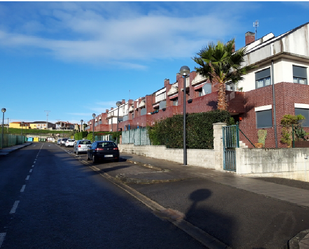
[194,83,205,90]
[169,94,178,100]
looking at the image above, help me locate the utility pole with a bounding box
[44,110,51,129]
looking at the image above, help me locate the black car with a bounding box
[87,141,120,163]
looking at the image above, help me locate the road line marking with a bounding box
[25,175,30,181]
[10,201,20,214]
[20,185,26,192]
[0,233,6,248]
[29,169,33,173]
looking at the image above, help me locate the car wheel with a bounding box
[92,155,96,163]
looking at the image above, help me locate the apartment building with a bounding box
[88,22,309,148]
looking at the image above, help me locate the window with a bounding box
[295,108,309,127]
[159,100,166,110]
[173,99,178,106]
[140,108,147,116]
[256,68,271,89]
[293,65,307,84]
[256,109,272,128]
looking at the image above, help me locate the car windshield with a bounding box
[97,142,116,148]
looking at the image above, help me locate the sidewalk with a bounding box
[109,152,309,249]
[0,143,32,156]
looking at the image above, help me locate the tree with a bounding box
[193,39,254,111]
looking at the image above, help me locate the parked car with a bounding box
[57,139,62,145]
[73,140,92,155]
[60,138,68,146]
[87,141,120,163]
[65,139,75,147]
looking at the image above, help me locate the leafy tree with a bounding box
[193,39,254,111]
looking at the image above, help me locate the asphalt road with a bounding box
[2,143,309,248]
[0,143,205,249]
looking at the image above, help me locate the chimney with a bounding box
[245,31,255,45]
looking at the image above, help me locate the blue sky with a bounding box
[1,1,309,124]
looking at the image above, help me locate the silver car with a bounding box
[73,140,92,155]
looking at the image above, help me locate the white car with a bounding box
[65,139,75,147]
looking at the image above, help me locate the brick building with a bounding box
[87,22,309,148]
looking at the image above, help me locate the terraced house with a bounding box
[87,22,309,148]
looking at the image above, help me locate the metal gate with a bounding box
[222,125,239,172]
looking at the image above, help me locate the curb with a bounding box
[288,229,309,249]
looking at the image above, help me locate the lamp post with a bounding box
[80,119,83,132]
[180,66,190,165]
[21,121,24,136]
[1,108,6,149]
[116,101,121,132]
[92,113,96,142]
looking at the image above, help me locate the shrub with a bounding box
[147,110,231,149]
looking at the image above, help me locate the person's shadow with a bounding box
[184,189,235,247]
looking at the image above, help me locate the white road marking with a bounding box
[32,165,34,168]
[20,185,26,192]
[9,201,20,214]
[29,169,33,173]
[0,233,6,248]
[25,175,30,181]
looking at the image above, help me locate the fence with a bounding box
[237,124,309,149]
[0,134,26,148]
[121,127,151,146]
[94,134,117,143]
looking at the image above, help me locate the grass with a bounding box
[1,127,74,136]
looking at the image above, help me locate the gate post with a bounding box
[213,122,226,170]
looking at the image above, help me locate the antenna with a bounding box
[253,20,259,40]
[44,110,51,129]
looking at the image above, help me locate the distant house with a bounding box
[31,121,55,130]
[9,122,31,129]
[55,121,74,130]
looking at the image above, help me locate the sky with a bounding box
[1,1,309,125]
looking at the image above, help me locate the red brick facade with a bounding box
[238,82,309,148]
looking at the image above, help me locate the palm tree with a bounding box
[193,39,254,111]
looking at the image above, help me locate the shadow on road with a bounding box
[184,189,235,248]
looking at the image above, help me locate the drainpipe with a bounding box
[271,60,278,148]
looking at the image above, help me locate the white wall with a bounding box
[119,122,225,170]
[119,144,216,169]
[236,148,309,181]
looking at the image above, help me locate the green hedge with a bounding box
[147,110,231,149]
[74,131,88,140]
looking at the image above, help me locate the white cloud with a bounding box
[0,2,243,68]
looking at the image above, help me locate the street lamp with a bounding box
[180,66,190,165]
[21,121,24,136]
[116,101,122,132]
[92,113,96,142]
[80,119,83,132]
[1,108,6,149]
